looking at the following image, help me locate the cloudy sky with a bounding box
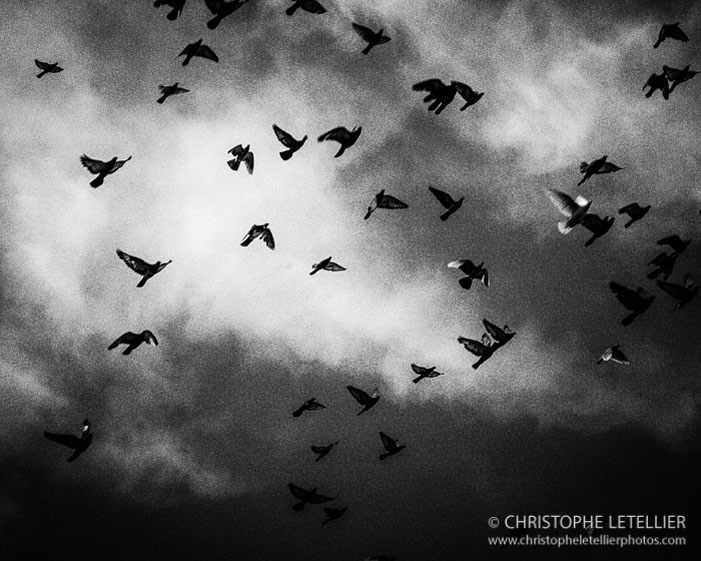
[1,0,699,559]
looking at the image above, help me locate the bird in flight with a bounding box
[597,344,630,365]
[448,259,489,290]
[578,155,623,185]
[412,79,457,114]
[108,330,158,355]
[347,385,380,415]
[663,65,699,93]
[609,281,655,326]
[44,419,92,462]
[153,0,186,20]
[272,124,307,160]
[352,22,391,54]
[205,0,249,29]
[317,126,362,158]
[379,432,405,460]
[292,397,326,417]
[178,39,219,66]
[654,23,689,48]
[311,441,338,462]
[643,73,670,99]
[80,154,131,188]
[227,144,254,174]
[410,364,444,384]
[286,0,327,16]
[364,189,409,220]
[457,333,495,370]
[116,249,171,287]
[547,189,591,234]
[428,186,464,221]
[452,81,484,110]
[657,274,698,309]
[34,59,63,78]
[288,483,334,511]
[618,202,651,228]
[310,256,346,275]
[322,507,348,525]
[157,83,189,104]
[581,214,615,247]
[657,234,691,254]
[482,319,515,347]
[241,223,274,250]
[647,252,678,281]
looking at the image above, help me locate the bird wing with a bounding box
[347,385,370,405]
[243,151,254,174]
[304,400,325,411]
[288,483,311,500]
[204,0,222,13]
[598,162,622,173]
[35,59,51,70]
[261,228,275,250]
[44,432,82,449]
[272,124,296,147]
[80,155,109,174]
[452,81,476,100]
[609,282,639,308]
[410,364,431,375]
[300,0,327,14]
[457,337,489,356]
[547,190,578,217]
[241,226,261,245]
[324,262,346,272]
[447,259,475,273]
[618,203,638,215]
[307,490,335,503]
[317,127,348,143]
[668,25,689,41]
[378,194,408,209]
[379,432,397,451]
[144,331,158,346]
[482,319,507,343]
[412,79,447,93]
[110,156,131,172]
[116,249,150,274]
[657,235,681,248]
[656,280,687,300]
[311,445,327,454]
[108,332,137,349]
[195,44,219,62]
[428,186,456,209]
[351,22,375,42]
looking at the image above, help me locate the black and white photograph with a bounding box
[0,1,699,559]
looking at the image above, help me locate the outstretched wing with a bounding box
[243,151,254,174]
[412,79,447,93]
[379,431,397,451]
[110,156,131,172]
[351,22,375,41]
[116,249,149,275]
[378,194,408,209]
[318,127,347,143]
[44,432,81,449]
[311,445,327,454]
[547,189,577,217]
[80,155,108,174]
[324,262,346,272]
[108,332,136,349]
[482,319,507,343]
[204,0,222,13]
[410,364,431,375]
[144,331,159,346]
[304,400,325,411]
[618,203,638,215]
[448,259,476,273]
[657,235,682,248]
[451,81,476,99]
[609,282,640,309]
[428,186,456,209]
[261,228,275,250]
[598,162,622,173]
[656,280,687,300]
[195,44,219,62]
[35,59,51,70]
[300,0,327,14]
[273,124,296,147]
[288,482,310,500]
[307,490,335,503]
[347,385,370,405]
[457,337,489,356]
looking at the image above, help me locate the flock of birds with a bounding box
[31,2,696,558]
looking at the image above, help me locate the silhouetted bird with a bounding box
[227,144,254,174]
[80,154,131,188]
[310,256,346,275]
[428,186,464,220]
[379,432,405,460]
[34,59,63,78]
[205,0,249,29]
[647,252,677,280]
[292,397,326,417]
[458,333,495,369]
[241,223,274,250]
[411,363,444,384]
[318,126,362,157]
[609,281,655,326]
[581,214,615,247]
[663,64,699,93]
[578,155,623,185]
[364,189,408,219]
[44,419,92,462]
[657,275,698,309]
[288,483,334,511]
[272,124,307,160]
[347,385,380,415]
[618,202,651,228]
[597,344,629,365]
[157,82,189,104]
[108,330,158,355]
[286,0,326,16]
[643,73,670,99]
[452,81,484,110]
[153,0,186,20]
[352,22,391,54]
[412,79,457,114]
[178,39,219,66]
[116,249,171,287]
[483,319,515,346]
[547,189,591,234]
[311,441,338,462]
[322,507,348,525]
[448,259,489,290]
[654,23,688,48]
[657,234,690,254]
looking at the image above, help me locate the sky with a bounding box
[0,0,700,559]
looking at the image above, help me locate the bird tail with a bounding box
[90,176,104,188]
[280,149,294,161]
[624,219,633,228]
[440,209,453,221]
[584,236,596,247]
[36,71,48,78]
[286,4,299,16]
[596,358,603,365]
[379,452,390,461]
[157,95,167,104]
[364,207,374,220]
[362,44,372,55]
[458,277,473,290]
[334,147,346,158]
[292,408,303,417]
[182,56,190,67]
[412,376,423,384]
[137,277,148,288]
[122,347,133,355]
[621,312,637,326]
[107,341,119,350]
[207,16,221,29]
[653,39,661,48]
[167,8,179,20]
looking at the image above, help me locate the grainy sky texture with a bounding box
[0,1,700,559]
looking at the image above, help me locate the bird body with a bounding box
[547,189,591,234]
[352,22,391,54]
[241,223,274,250]
[116,249,171,287]
[317,126,361,158]
[379,431,405,460]
[597,344,630,365]
[80,154,131,188]
[618,202,650,228]
[310,256,346,275]
[288,483,334,511]
[410,363,444,384]
[44,419,92,462]
[108,330,158,355]
[292,397,325,417]
[364,189,408,219]
[347,385,380,415]
[34,59,63,78]
[428,186,464,220]
[272,124,307,160]
[157,82,189,104]
[178,39,219,66]
[227,144,254,174]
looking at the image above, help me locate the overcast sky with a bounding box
[0,1,699,559]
